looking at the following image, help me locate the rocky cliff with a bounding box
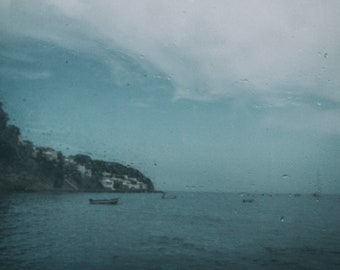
[0,102,154,192]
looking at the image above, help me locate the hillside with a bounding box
[0,102,154,192]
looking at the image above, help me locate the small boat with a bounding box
[161,192,177,199]
[89,198,119,205]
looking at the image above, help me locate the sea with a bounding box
[0,192,340,270]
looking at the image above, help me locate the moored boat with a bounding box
[161,192,177,199]
[89,198,119,205]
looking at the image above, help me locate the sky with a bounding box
[0,0,340,193]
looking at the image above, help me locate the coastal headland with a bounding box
[0,102,154,193]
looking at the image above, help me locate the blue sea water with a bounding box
[0,192,340,270]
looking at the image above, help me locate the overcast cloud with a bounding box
[2,0,340,133]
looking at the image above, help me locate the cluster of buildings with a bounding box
[68,159,148,191]
[100,173,148,191]
[30,147,149,192]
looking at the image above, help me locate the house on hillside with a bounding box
[101,178,115,190]
[100,174,148,191]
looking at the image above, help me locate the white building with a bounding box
[101,179,115,190]
[100,174,148,191]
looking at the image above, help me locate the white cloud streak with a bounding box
[3,1,339,99]
[54,1,340,100]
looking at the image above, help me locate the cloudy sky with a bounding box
[1,0,340,193]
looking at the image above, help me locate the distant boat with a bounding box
[161,192,177,199]
[312,192,320,198]
[89,198,119,205]
[242,199,254,203]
